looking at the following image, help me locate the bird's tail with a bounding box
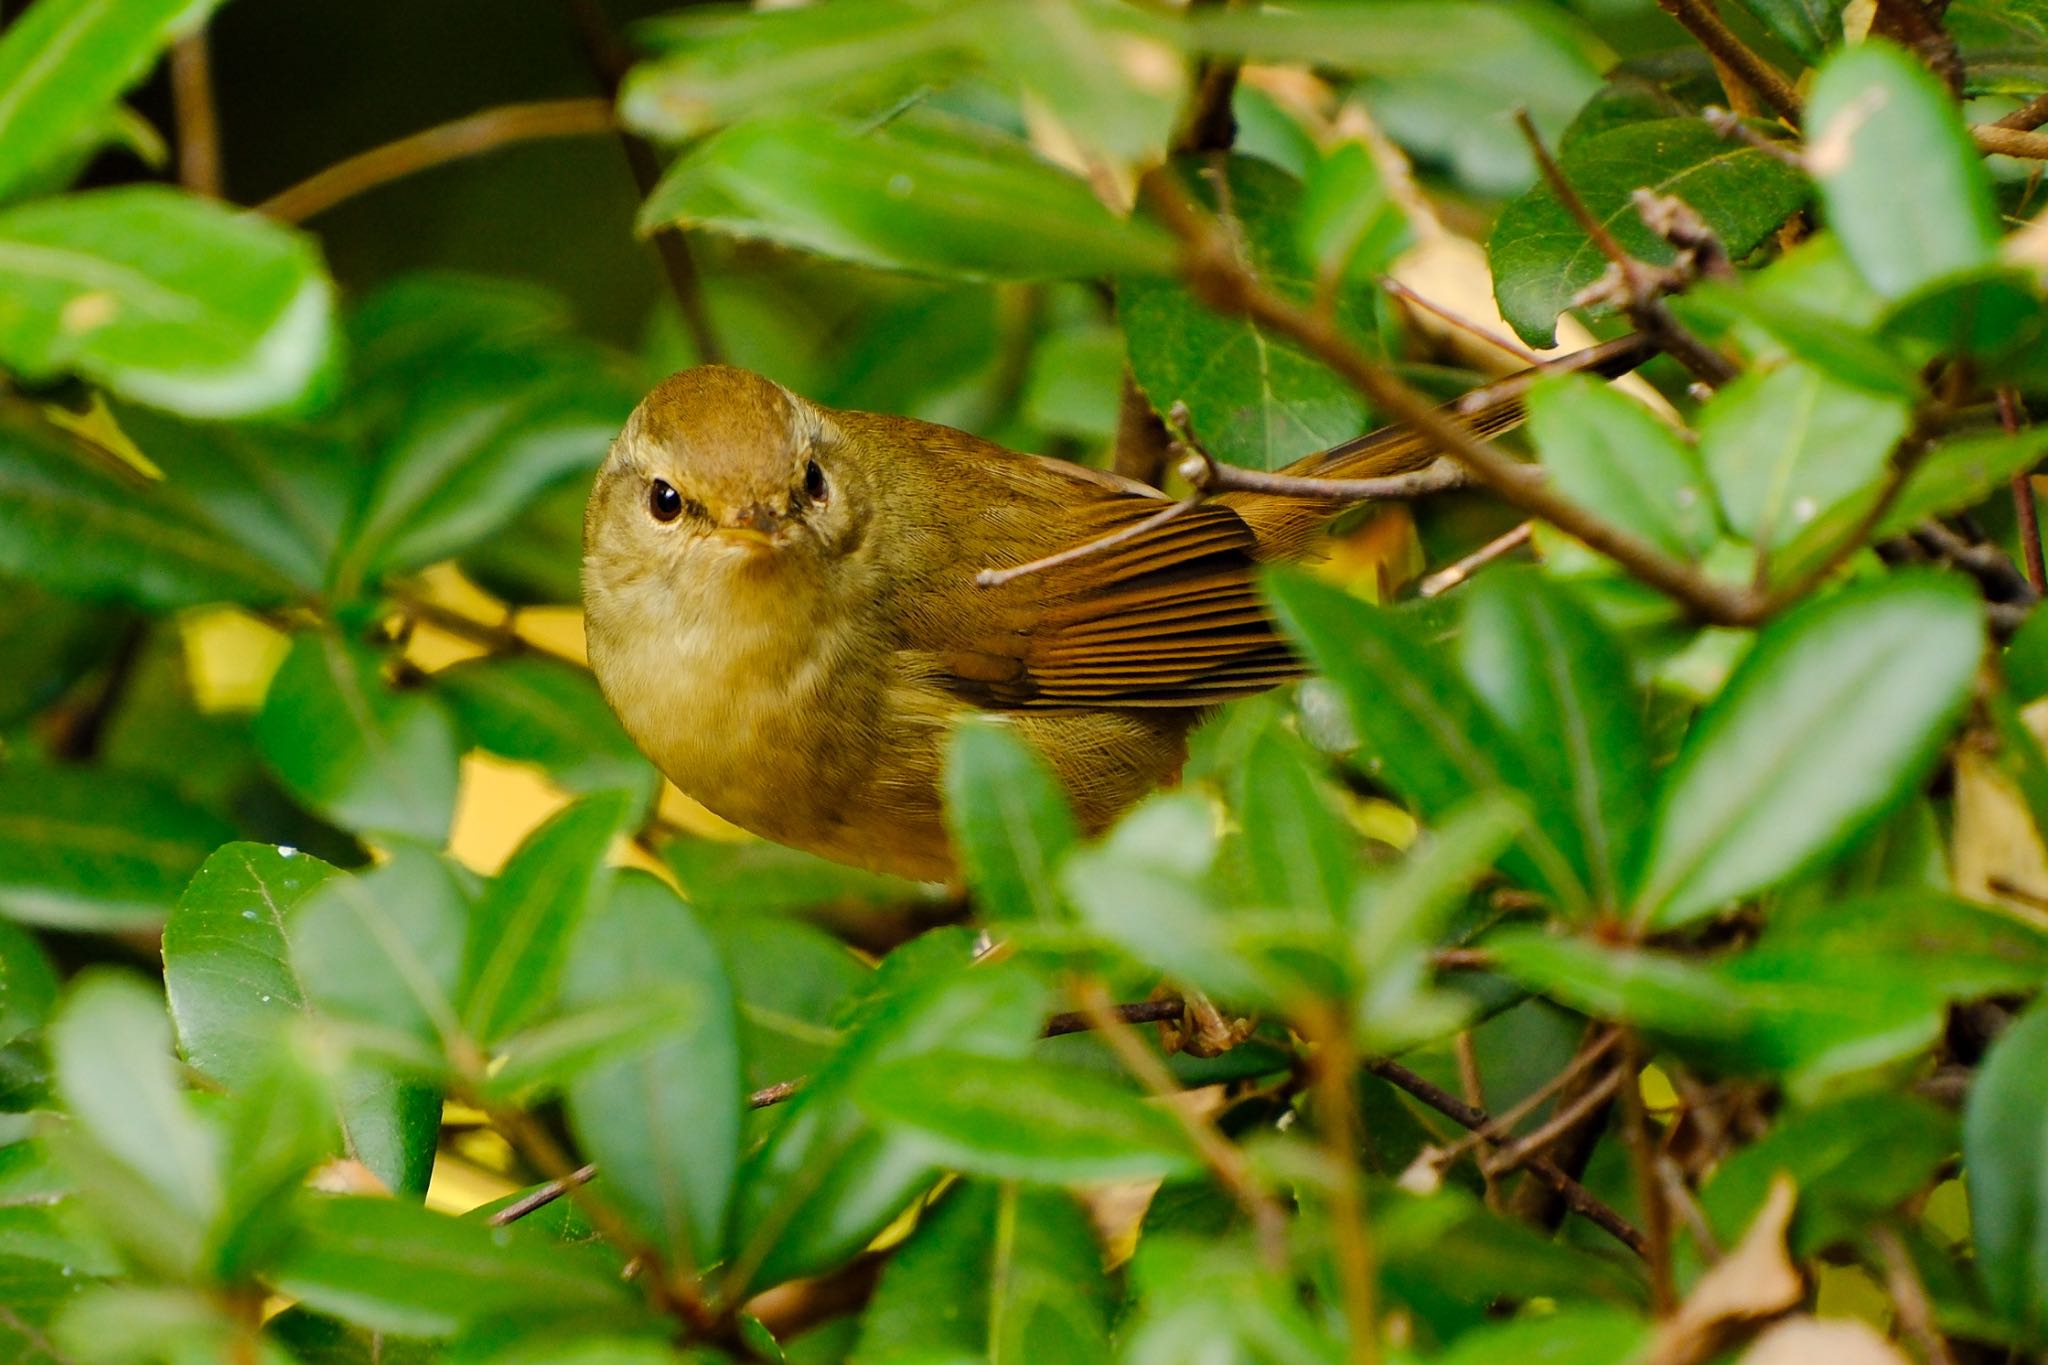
[1225,333,1657,557]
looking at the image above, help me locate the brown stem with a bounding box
[1616,1036,1676,1313]
[396,592,588,670]
[564,0,723,365]
[1654,0,1803,126]
[1431,1029,1622,1170]
[1072,979,1292,1268]
[1481,1067,1625,1176]
[168,32,222,197]
[1872,1222,1959,1365]
[1365,1058,1648,1256]
[1303,1011,1379,1365]
[1972,125,2048,160]
[2003,389,2046,595]
[1148,172,1767,626]
[1996,92,2048,132]
[1872,0,1964,98]
[1183,451,1470,502]
[257,98,616,223]
[1417,522,1533,598]
[1041,998,1187,1037]
[1513,111,1738,389]
[1379,274,1543,364]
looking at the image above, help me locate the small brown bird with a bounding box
[583,337,1648,882]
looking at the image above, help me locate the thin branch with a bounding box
[2003,388,2046,595]
[1072,978,1292,1268]
[488,1162,595,1226]
[1182,450,1471,502]
[1418,522,1532,598]
[396,592,589,670]
[1148,172,1768,626]
[1042,998,1186,1037]
[168,32,222,196]
[975,495,1201,587]
[1872,1223,1959,1365]
[1365,1057,1648,1256]
[257,98,616,223]
[1513,111,1738,389]
[1481,1066,1625,1176]
[1972,124,2048,160]
[1996,92,2048,132]
[1654,0,1804,126]
[564,0,724,364]
[1302,1011,1380,1365]
[1378,275,1544,365]
[1616,1036,1676,1313]
[1429,1029,1622,1170]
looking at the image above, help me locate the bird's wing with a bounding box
[914,446,1300,709]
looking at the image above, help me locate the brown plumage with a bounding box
[583,336,1649,881]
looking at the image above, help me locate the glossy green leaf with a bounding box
[162,843,441,1199]
[1880,266,2048,367]
[699,907,868,1088]
[1458,569,1653,912]
[1262,570,1587,906]
[1951,2,2048,96]
[1729,0,1845,61]
[459,790,632,1044]
[50,972,220,1276]
[1529,373,1717,560]
[1435,1309,1651,1365]
[210,1040,346,1278]
[2009,603,2048,705]
[270,1196,633,1338]
[1806,41,1998,299]
[0,580,126,725]
[1698,359,1912,553]
[1121,154,1374,470]
[944,719,1079,924]
[1636,574,1981,927]
[1965,995,2048,1338]
[853,1182,1114,1363]
[0,0,225,204]
[729,960,1047,1292]
[1878,427,2048,539]
[1489,118,1808,347]
[0,920,56,1047]
[640,109,1170,282]
[1297,140,1414,287]
[485,989,699,1101]
[562,873,743,1268]
[0,187,335,417]
[437,657,656,800]
[291,843,472,1065]
[254,633,460,844]
[1230,726,1355,918]
[860,1054,1199,1183]
[0,405,300,608]
[1485,931,1746,1040]
[0,1255,91,1365]
[0,765,232,931]
[332,339,637,590]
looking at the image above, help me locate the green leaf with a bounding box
[1878,427,2048,540]
[332,339,637,591]
[1120,154,1374,471]
[1297,140,1413,286]
[211,1040,347,1278]
[1262,570,1587,908]
[1702,1093,1954,1257]
[619,0,962,141]
[269,1195,634,1338]
[859,1054,1200,1183]
[1698,359,1912,553]
[1965,994,2048,1338]
[2010,602,2048,705]
[459,790,632,1044]
[1458,569,1654,912]
[562,873,743,1268]
[944,720,1079,924]
[640,109,1170,282]
[1951,2,2048,96]
[1728,0,1845,61]
[162,843,441,1199]
[0,405,301,608]
[853,1183,1114,1363]
[1435,1309,1651,1365]
[1489,118,1808,347]
[729,960,1048,1292]
[1636,573,1982,927]
[291,843,472,1065]
[253,632,460,844]
[437,657,656,800]
[485,988,699,1101]
[0,580,126,725]
[50,972,220,1275]
[0,187,335,417]
[0,920,56,1047]
[1230,726,1356,918]
[1529,373,1717,560]
[0,0,225,204]
[1485,931,1745,1040]
[0,1255,91,1365]
[0,765,232,931]
[1806,41,1999,300]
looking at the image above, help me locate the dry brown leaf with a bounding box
[1740,1316,1911,1365]
[1642,1175,1803,1365]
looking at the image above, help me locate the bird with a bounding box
[582,335,1649,882]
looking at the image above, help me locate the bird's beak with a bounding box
[714,503,780,547]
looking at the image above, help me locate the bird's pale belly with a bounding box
[589,595,1195,882]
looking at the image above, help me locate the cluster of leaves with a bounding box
[10,0,2048,1362]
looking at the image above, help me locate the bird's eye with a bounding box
[804,458,829,505]
[649,479,683,523]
